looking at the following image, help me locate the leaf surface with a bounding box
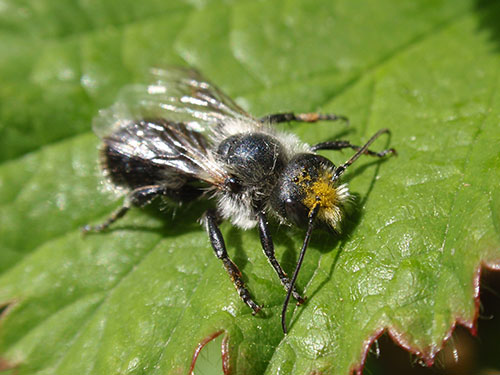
[1,0,499,374]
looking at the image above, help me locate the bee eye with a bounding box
[271,179,309,228]
[284,198,310,228]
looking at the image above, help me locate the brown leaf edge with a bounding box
[350,259,500,375]
[0,299,19,374]
[189,330,230,375]
[0,357,17,374]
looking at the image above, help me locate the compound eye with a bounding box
[284,197,310,228]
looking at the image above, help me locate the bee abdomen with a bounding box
[101,144,167,189]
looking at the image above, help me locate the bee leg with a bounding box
[311,140,396,157]
[259,112,349,125]
[257,211,305,305]
[82,184,167,234]
[332,129,395,180]
[203,209,262,315]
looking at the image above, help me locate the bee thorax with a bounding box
[216,132,287,187]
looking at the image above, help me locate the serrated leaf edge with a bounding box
[350,259,500,375]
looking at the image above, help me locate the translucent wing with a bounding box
[93,67,255,138]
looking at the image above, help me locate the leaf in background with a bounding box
[0,0,499,374]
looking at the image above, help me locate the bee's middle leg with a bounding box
[311,140,396,157]
[203,209,262,315]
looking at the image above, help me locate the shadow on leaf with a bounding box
[475,0,500,52]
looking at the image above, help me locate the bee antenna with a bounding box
[282,203,320,334]
[332,128,391,180]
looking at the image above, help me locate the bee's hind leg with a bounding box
[203,209,262,315]
[82,184,167,234]
[258,211,305,305]
[259,112,349,125]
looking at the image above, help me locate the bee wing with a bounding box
[103,118,229,188]
[150,67,251,122]
[93,67,256,138]
[93,67,259,188]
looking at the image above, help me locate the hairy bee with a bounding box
[83,67,395,333]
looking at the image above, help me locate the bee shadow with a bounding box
[318,127,355,142]
[88,199,213,237]
[226,226,250,272]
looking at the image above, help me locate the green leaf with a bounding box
[1,0,499,374]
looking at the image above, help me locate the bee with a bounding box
[83,67,395,333]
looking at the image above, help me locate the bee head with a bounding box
[271,153,350,231]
